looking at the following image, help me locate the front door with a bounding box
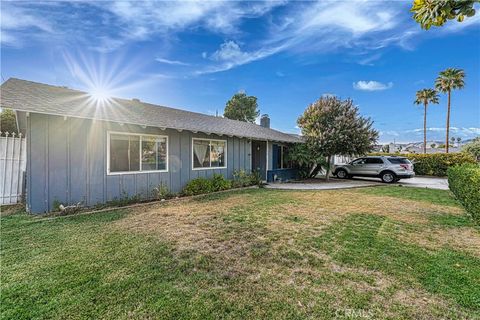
[251,140,267,180]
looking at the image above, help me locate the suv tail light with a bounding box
[400,164,410,170]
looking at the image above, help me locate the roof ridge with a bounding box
[5,78,284,133]
[1,78,302,143]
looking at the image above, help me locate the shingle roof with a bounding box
[1,78,302,143]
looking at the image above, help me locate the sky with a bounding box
[1,0,479,143]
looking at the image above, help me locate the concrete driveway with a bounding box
[394,176,449,190]
[266,176,449,191]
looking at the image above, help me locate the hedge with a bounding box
[448,164,480,223]
[369,152,476,176]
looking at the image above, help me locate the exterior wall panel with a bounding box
[27,114,253,213]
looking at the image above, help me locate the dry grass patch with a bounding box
[111,188,478,318]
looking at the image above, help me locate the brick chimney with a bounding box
[260,114,270,128]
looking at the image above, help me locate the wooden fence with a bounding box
[1,133,26,205]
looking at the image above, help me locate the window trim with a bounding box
[192,137,227,170]
[107,131,169,175]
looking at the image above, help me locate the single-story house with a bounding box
[1,78,301,213]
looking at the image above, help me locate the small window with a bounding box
[109,133,168,174]
[193,139,226,169]
[365,158,384,164]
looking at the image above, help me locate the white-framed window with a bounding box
[107,131,168,175]
[192,138,227,170]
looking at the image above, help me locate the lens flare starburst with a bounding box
[88,85,113,105]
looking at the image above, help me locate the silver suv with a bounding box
[333,156,415,183]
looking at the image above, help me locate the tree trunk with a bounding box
[446,90,451,153]
[424,102,427,154]
[309,165,321,179]
[325,155,331,181]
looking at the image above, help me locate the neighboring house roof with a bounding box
[0,78,302,143]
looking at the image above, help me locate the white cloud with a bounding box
[197,40,282,74]
[353,81,393,91]
[0,3,53,46]
[357,53,383,66]
[2,0,479,74]
[407,127,480,137]
[210,41,249,62]
[155,57,190,66]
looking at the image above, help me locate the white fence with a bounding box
[333,155,354,165]
[1,133,26,205]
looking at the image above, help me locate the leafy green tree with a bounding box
[414,88,439,154]
[297,96,378,180]
[462,137,480,160]
[0,108,18,135]
[411,0,478,29]
[286,143,327,179]
[435,68,465,153]
[430,143,436,148]
[223,92,259,123]
[457,137,462,144]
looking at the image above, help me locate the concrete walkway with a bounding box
[266,176,449,191]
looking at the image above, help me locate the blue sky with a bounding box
[1,1,479,143]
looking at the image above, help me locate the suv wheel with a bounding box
[381,171,396,183]
[336,169,348,179]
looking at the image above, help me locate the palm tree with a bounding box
[435,68,465,153]
[414,88,439,154]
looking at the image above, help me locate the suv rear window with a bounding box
[387,158,410,164]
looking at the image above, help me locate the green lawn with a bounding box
[2,187,479,319]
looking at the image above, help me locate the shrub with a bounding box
[153,182,172,200]
[369,152,476,176]
[211,174,232,192]
[232,169,256,187]
[182,177,214,196]
[250,170,263,187]
[462,137,480,161]
[448,164,480,223]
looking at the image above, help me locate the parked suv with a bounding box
[333,156,414,183]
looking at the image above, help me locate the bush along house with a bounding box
[0,78,301,213]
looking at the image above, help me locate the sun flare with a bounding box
[88,86,112,104]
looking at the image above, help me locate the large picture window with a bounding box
[109,132,168,174]
[193,138,226,169]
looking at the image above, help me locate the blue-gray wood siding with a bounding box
[27,113,253,213]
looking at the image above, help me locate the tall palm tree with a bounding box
[435,68,465,153]
[414,88,439,154]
